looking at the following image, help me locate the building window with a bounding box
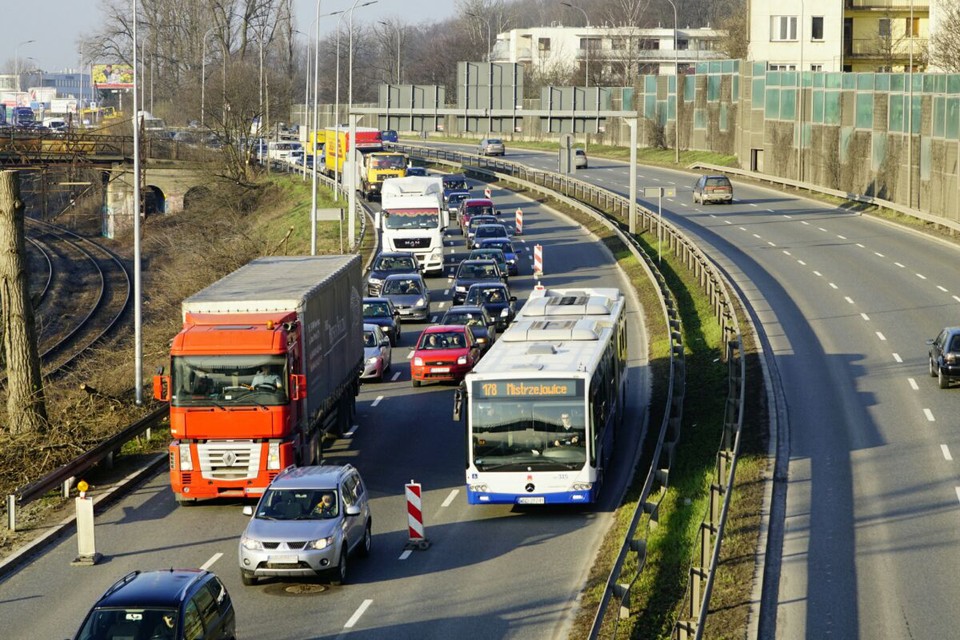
[769,63,797,71]
[538,37,551,52]
[771,16,798,42]
[580,37,601,52]
[677,39,689,50]
[878,19,891,38]
[639,38,660,50]
[906,17,919,37]
[811,16,824,41]
[810,64,823,72]
[611,37,626,51]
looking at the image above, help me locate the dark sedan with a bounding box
[465,282,516,331]
[476,237,520,275]
[366,251,420,296]
[380,273,431,322]
[440,305,497,355]
[451,259,507,305]
[362,297,402,346]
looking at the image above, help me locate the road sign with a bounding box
[643,187,676,198]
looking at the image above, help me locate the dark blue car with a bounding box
[381,129,398,143]
[476,237,520,275]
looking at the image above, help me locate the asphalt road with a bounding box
[436,140,960,639]
[0,175,650,639]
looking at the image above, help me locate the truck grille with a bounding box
[198,441,261,481]
[394,237,431,250]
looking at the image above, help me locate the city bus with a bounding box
[455,287,627,504]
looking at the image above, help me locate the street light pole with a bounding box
[664,0,680,164]
[797,0,804,181]
[15,39,36,93]
[311,0,322,255]
[131,0,143,404]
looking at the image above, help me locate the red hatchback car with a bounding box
[458,198,495,232]
[410,325,482,387]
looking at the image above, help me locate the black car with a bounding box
[367,251,420,296]
[452,259,507,305]
[928,327,960,389]
[440,305,497,355]
[465,282,516,331]
[363,297,402,346]
[72,569,236,640]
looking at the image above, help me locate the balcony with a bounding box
[846,0,928,9]
[845,37,927,59]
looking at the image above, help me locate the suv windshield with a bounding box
[77,608,178,640]
[257,488,339,520]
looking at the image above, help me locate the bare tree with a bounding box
[714,0,747,60]
[929,0,960,71]
[0,171,48,435]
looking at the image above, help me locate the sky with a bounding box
[0,0,462,72]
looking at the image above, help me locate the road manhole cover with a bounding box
[262,582,328,596]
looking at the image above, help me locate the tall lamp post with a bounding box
[131,0,143,404]
[334,2,375,194]
[797,0,804,181]
[201,27,216,129]
[348,0,380,251]
[664,0,680,164]
[466,12,492,61]
[15,39,36,93]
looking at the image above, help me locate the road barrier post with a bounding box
[484,187,491,199]
[71,480,101,566]
[515,207,523,235]
[405,480,430,550]
[533,244,543,279]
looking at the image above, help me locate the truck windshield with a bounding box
[371,155,406,169]
[383,209,439,230]
[171,355,287,407]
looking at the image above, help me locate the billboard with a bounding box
[92,63,133,89]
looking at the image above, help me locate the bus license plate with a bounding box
[432,367,450,373]
[518,497,545,504]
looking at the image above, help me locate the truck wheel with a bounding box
[240,570,257,586]
[412,379,421,388]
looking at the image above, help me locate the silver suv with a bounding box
[239,464,372,586]
[478,138,505,156]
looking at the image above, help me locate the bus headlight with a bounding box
[178,443,193,471]
[469,483,489,493]
[267,442,281,470]
[572,482,593,491]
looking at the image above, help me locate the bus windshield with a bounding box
[470,394,587,471]
[171,354,287,407]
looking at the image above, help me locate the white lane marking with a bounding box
[924,408,935,422]
[813,271,823,277]
[954,295,960,303]
[768,241,777,247]
[344,600,374,629]
[399,549,413,560]
[768,209,777,213]
[739,227,748,232]
[876,332,887,341]
[444,289,450,295]
[916,273,927,280]
[407,351,414,360]
[942,444,953,461]
[371,396,384,407]
[749,203,758,207]
[391,371,401,382]
[828,282,838,289]
[893,353,903,363]
[908,378,919,391]
[861,313,870,321]
[783,214,793,218]
[752,233,762,239]
[798,260,807,266]
[724,220,732,224]
[818,227,828,232]
[783,250,792,256]
[955,487,960,504]
[679,202,689,207]
[441,489,459,507]
[837,235,847,240]
[875,252,885,257]
[668,181,676,185]
[845,296,855,304]
[346,424,360,436]
[894,262,906,268]
[200,553,222,571]
[937,286,948,292]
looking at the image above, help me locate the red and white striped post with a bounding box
[515,208,523,235]
[484,187,492,199]
[533,244,543,279]
[405,480,430,549]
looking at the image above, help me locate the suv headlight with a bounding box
[240,534,263,551]
[367,356,379,365]
[368,276,382,286]
[306,536,335,550]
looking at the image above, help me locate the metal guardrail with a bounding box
[690,162,960,235]
[397,143,746,639]
[6,405,168,531]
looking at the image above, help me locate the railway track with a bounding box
[20,218,132,378]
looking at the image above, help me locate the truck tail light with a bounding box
[267,442,281,470]
[178,443,194,471]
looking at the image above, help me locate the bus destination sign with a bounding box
[476,379,580,398]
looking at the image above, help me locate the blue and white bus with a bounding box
[455,288,628,505]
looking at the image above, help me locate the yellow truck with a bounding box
[322,127,407,200]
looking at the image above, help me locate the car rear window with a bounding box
[706,177,731,187]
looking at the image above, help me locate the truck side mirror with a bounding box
[153,375,171,402]
[290,374,307,401]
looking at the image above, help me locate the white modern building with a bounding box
[490,25,727,85]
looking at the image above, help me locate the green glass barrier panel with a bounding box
[923,74,936,92]
[765,87,781,119]
[697,61,710,74]
[825,73,842,89]
[623,87,635,110]
[825,91,841,125]
[708,75,721,101]
[720,103,728,131]
[876,74,890,91]
[891,74,904,92]
[855,93,874,129]
[872,132,886,172]
[781,88,797,119]
[668,95,676,120]
[911,95,921,133]
[947,98,960,140]
[857,74,875,91]
[888,94,904,133]
[812,90,824,123]
[753,78,766,109]
[936,75,946,93]
[842,74,856,89]
[948,75,960,94]
[645,75,657,93]
[695,107,706,129]
[934,96,945,138]
[644,94,656,118]
[732,75,739,102]
[753,61,767,76]
[767,71,781,87]
[814,73,824,88]
[685,74,696,97]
